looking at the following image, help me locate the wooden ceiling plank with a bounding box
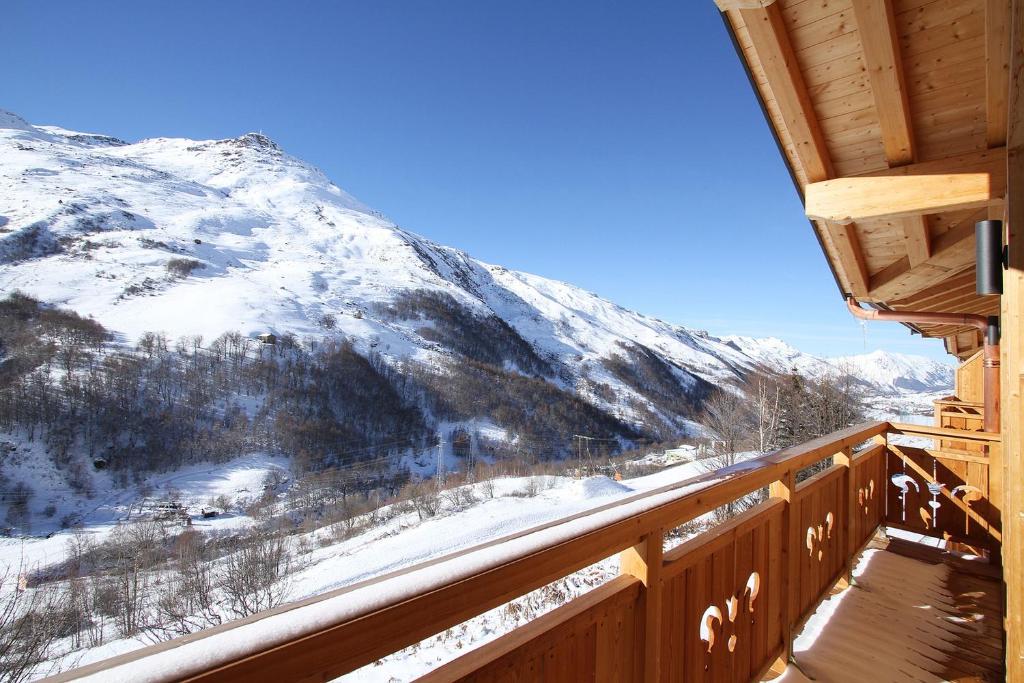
[986,0,1011,147]
[739,2,835,182]
[891,271,978,307]
[868,217,978,300]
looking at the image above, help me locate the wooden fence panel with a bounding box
[793,465,845,618]
[850,446,885,550]
[660,500,785,683]
[420,576,641,682]
[885,445,999,549]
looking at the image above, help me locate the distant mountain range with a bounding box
[0,109,953,441]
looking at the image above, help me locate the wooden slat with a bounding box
[739,2,835,182]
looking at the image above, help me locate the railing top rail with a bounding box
[889,422,1002,442]
[42,421,888,683]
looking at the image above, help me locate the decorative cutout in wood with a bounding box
[698,571,760,654]
[805,512,834,561]
[951,484,984,536]
[857,479,875,515]
[890,473,919,523]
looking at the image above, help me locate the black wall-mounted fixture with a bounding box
[976,219,1004,295]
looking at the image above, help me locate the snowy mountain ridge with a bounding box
[0,109,952,427]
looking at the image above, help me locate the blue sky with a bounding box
[2,1,950,362]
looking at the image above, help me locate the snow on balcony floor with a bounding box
[775,538,1004,683]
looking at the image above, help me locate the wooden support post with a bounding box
[769,469,796,665]
[620,529,664,683]
[1003,1,1023,676]
[834,447,856,580]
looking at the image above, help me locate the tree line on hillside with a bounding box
[0,293,648,501]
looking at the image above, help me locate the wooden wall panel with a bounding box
[956,350,986,402]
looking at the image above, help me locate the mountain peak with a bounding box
[224,132,281,151]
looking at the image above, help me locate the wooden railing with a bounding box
[932,398,987,451]
[886,422,1002,555]
[46,421,1000,683]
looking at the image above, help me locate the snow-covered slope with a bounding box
[0,110,951,419]
[831,349,953,394]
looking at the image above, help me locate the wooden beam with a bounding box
[850,0,915,165]
[1002,0,1024,677]
[987,0,1012,148]
[821,220,870,297]
[902,217,931,266]
[716,0,777,10]
[620,531,664,682]
[849,0,934,270]
[740,2,834,182]
[806,173,1005,223]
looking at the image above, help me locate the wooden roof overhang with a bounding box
[716,0,1011,359]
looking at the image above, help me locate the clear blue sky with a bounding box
[2,0,950,362]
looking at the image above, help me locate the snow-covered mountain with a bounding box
[0,110,952,427]
[724,336,953,396]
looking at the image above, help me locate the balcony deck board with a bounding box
[770,532,1004,683]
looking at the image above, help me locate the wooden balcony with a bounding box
[44,421,1003,682]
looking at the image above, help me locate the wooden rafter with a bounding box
[739,2,834,183]
[821,220,869,297]
[902,219,931,267]
[849,0,932,269]
[850,0,914,165]
[987,0,1012,148]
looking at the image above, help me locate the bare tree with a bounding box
[0,566,68,682]
[221,527,291,618]
[750,375,782,454]
[700,387,759,521]
[700,387,754,467]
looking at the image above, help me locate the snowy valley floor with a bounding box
[4,453,744,680]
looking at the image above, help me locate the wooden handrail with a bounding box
[45,422,890,683]
[889,422,1002,442]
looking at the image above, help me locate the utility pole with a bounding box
[436,433,445,488]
